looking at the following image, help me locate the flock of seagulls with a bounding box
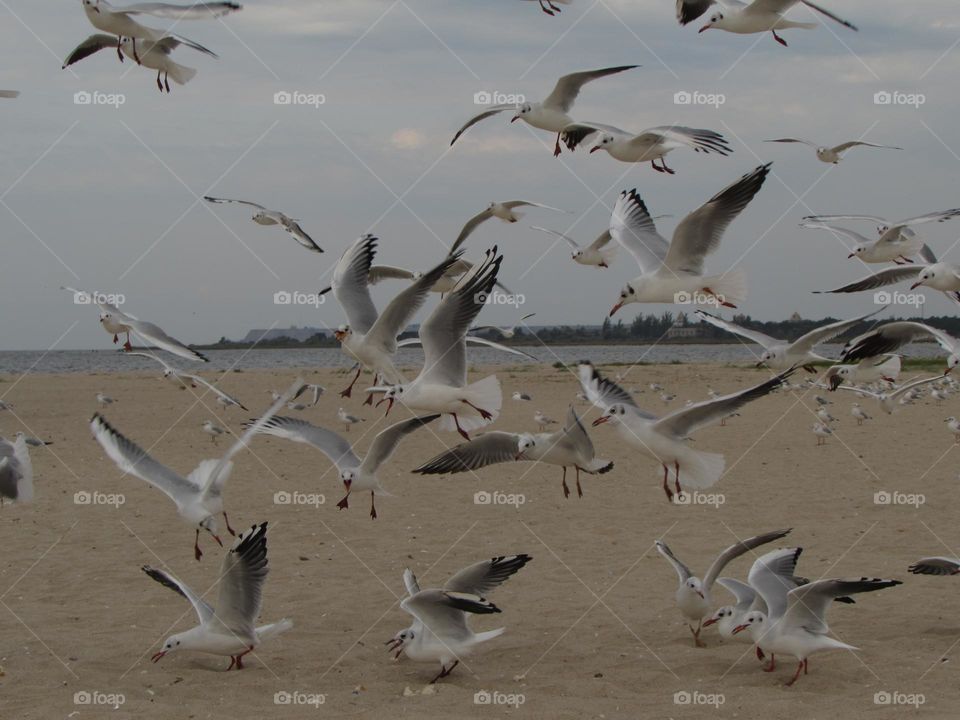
[3,0,959,694]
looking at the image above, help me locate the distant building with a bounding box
[789,311,802,322]
[241,326,328,343]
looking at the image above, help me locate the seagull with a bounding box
[946,417,960,442]
[656,529,791,647]
[414,405,613,498]
[62,34,217,92]
[304,384,325,406]
[841,321,960,375]
[521,0,571,15]
[90,379,302,560]
[331,235,464,399]
[909,558,960,576]
[0,434,33,505]
[96,392,116,407]
[812,422,832,445]
[581,362,792,499]
[247,414,438,519]
[203,197,322,253]
[695,308,881,372]
[694,0,857,46]
[374,249,505,440]
[386,555,532,683]
[766,138,900,164]
[815,407,836,424]
[0,401,12,411]
[560,123,732,173]
[450,65,639,156]
[530,225,617,268]
[124,352,248,410]
[702,579,758,643]
[337,407,364,432]
[286,402,307,411]
[814,395,831,407]
[824,356,901,391]
[201,420,225,444]
[800,221,924,264]
[79,0,241,63]
[607,165,772,315]
[533,410,556,431]
[143,522,292,670]
[14,432,53,448]
[851,403,871,425]
[732,576,900,686]
[471,313,536,340]
[512,391,532,401]
[62,287,208,362]
[805,209,960,248]
[451,202,567,256]
[932,387,950,405]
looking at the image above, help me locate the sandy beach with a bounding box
[2,362,959,719]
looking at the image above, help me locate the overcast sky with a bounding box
[2,0,959,351]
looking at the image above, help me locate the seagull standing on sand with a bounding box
[414,405,613,498]
[656,529,791,647]
[96,392,116,407]
[90,379,303,560]
[512,391,532,402]
[581,362,792,499]
[337,407,364,432]
[203,197,323,253]
[201,420,225,444]
[248,414,438,518]
[387,555,532,683]
[946,417,960,442]
[533,410,556,431]
[0,434,33,505]
[607,165,772,315]
[812,422,832,445]
[450,66,639,156]
[374,250,506,440]
[851,403,871,425]
[143,522,293,670]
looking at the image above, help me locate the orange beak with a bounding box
[703,617,718,627]
[609,301,623,317]
[592,415,610,427]
[731,624,748,635]
[151,650,166,663]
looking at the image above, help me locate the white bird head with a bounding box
[333,324,351,342]
[152,632,189,663]
[511,103,533,122]
[700,11,725,32]
[589,132,616,154]
[516,434,536,460]
[847,244,867,259]
[703,606,733,628]
[198,515,222,545]
[609,283,636,316]
[385,627,414,657]
[83,0,102,13]
[947,355,960,374]
[592,403,628,427]
[732,610,766,636]
[340,468,355,490]
[683,576,705,599]
[756,349,777,368]
[912,263,945,289]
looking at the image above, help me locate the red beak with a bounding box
[703,618,718,627]
[589,146,601,154]
[945,367,953,375]
[151,651,166,663]
[592,416,609,427]
[698,24,709,33]
[609,302,623,317]
[910,282,922,290]
[731,624,748,635]
[510,115,520,123]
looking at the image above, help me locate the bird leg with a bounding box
[756,646,766,661]
[674,460,683,498]
[662,465,674,502]
[762,653,777,672]
[222,512,236,537]
[123,331,133,351]
[156,70,163,92]
[194,529,203,562]
[429,660,460,683]
[336,492,350,510]
[575,466,583,498]
[340,366,363,398]
[538,0,555,14]
[116,36,124,62]
[772,30,788,47]
[553,132,562,157]
[132,37,142,64]
[369,491,378,520]
[363,374,379,406]
[660,158,676,175]
[561,466,570,498]
[452,414,471,441]
[785,659,807,686]
[112,333,119,344]
[651,159,665,173]
[164,72,171,93]
[231,646,253,670]
[689,621,706,648]
[461,400,493,420]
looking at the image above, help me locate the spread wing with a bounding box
[125,318,208,363]
[693,309,779,349]
[450,105,514,146]
[542,65,638,113]
[412,432,525,474]
[359,415,440,474]
[61,34,117,68]
[142,565,214,624]
[215,522,269,637]
[120,2,242,19]
[702,528,792,589]
[609,189,669,274]
[814,266,921,294]
[445,554,532,595]
[332,234,379,335]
